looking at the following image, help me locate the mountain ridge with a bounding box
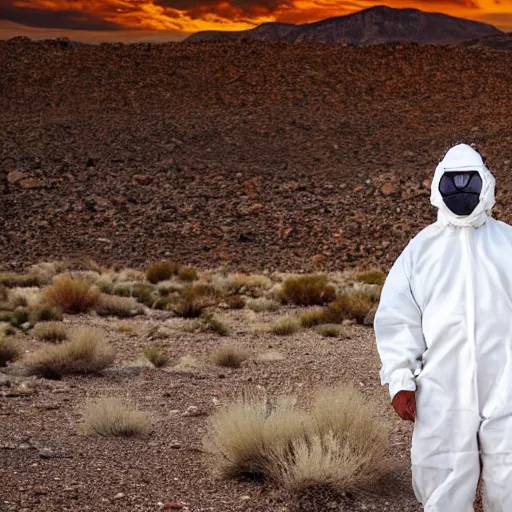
[185,6,501,45]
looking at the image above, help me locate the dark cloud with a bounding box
[0,4,125,30]
[155,0,291,16]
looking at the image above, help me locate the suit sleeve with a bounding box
[374,247,426,400]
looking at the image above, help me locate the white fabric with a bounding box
[374,144,512,511]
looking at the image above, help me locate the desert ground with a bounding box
[1,38,507,511]
[0,264,426,512]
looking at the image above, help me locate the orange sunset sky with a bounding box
[0,0,510,42]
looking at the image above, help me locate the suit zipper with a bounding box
[464,227,480,416]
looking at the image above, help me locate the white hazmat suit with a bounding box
[374,144,512,511]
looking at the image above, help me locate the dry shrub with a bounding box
[146,261,178,284]
[355,269,387,286]
[280,275,336,306]
[323,293,376,325]
[33,322,67,343]
[0,336,21,366]
[271,316,301,336]
[299,308,327,328]
[204,386,387,494]
[28,261,69,284]
[315,324,342,338]
[30,305,62,324]
[258,350,285,362]
[83,397,150,437]
[227,295,246,310]
[25,328,115,379]
[42,275,100,314]
[9,309,29,328]
[173,285,219,318]
[202,312,230,336]
[0,273,41,288]
[143,344,170,368]
[95,294,143,318]
[227,273,273,297]
[178,266,198,282]
[247,298,280,313]
[173,355,201,373]
[211,344,249,368]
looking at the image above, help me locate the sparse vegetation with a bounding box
[9,309,29,328]
[173,285,219,318]
[201,312,230,336]
[42,275,100,314]
[226,273,273,297]
[146,261,178,284]
[315,324,342,338]
[211,344,249,368]
[30,305,63,324]
[178,266,198,282]
[355,269,387,286]
[2,326,16,336]
[204,386,388,493]
[83,397,150,437]
[280,274,336,306]
[299,307,327,328]
[33,322,68,343]
[95,295,142,318]
[323,292,376,325]
[131,284,155,307]
[0,273,41,288]
[247,298,280,313]
[25,328,115,379]
[271,316,301,336]
[0,336,21,366]
[143,344,170,368]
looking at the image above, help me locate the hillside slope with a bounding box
[1,39,511,272]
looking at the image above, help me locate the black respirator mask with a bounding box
[439,171,482,216]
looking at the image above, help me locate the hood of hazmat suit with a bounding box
[374,144,512,511]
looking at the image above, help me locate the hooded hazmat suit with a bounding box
[374,144,512,511]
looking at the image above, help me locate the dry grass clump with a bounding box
[280,274,336,306]
[25,328,115,379]
[146,261,178,284]
[0,273,41,288]
[315,324,342,338]
[323,292,377,325]
[211,344,249,368]
[30,305,62,324]
[0,336,21,366]
[33,322,68,343]
[83,397,150,437]
[271,316,301,336]
[299,307,327,328]
[178,266,198,282]
[202,312,230,336]
[143,344,170,368]
[204,386,388,494]
[9,309,29,328]
[354,269,387,286]
[0,288,28,312]
[247,298,280,313]
[173,355,201,373]
[173,285,219,318]
[42,275,100,314]
[226,273,273,297]
[28,261,69,284]
[95,294,143,318]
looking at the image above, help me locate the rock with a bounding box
[380,183,395,196]
[7,171,25,184]
[353,185,364,193]
[248,203,264,214]
[113,493,125,500]
[0,373,11,387]
[132,174,153,185]
[20,178,42,189]
[311,254,326,264]
[240,495,251,501]
[163,502,184,510]
[182,406,206,417]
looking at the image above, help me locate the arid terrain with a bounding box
[0,265,425,512]
[1,38,511,274]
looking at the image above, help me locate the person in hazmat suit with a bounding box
[374,143,512,511]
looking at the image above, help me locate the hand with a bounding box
[391,390,416,422]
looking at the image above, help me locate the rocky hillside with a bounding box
[1,39,511,272]
[185,6,501,44]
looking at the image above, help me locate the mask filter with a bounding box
[439,171,482,216]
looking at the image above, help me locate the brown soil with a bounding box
[1,304,422,512]
[1,39,511,273]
